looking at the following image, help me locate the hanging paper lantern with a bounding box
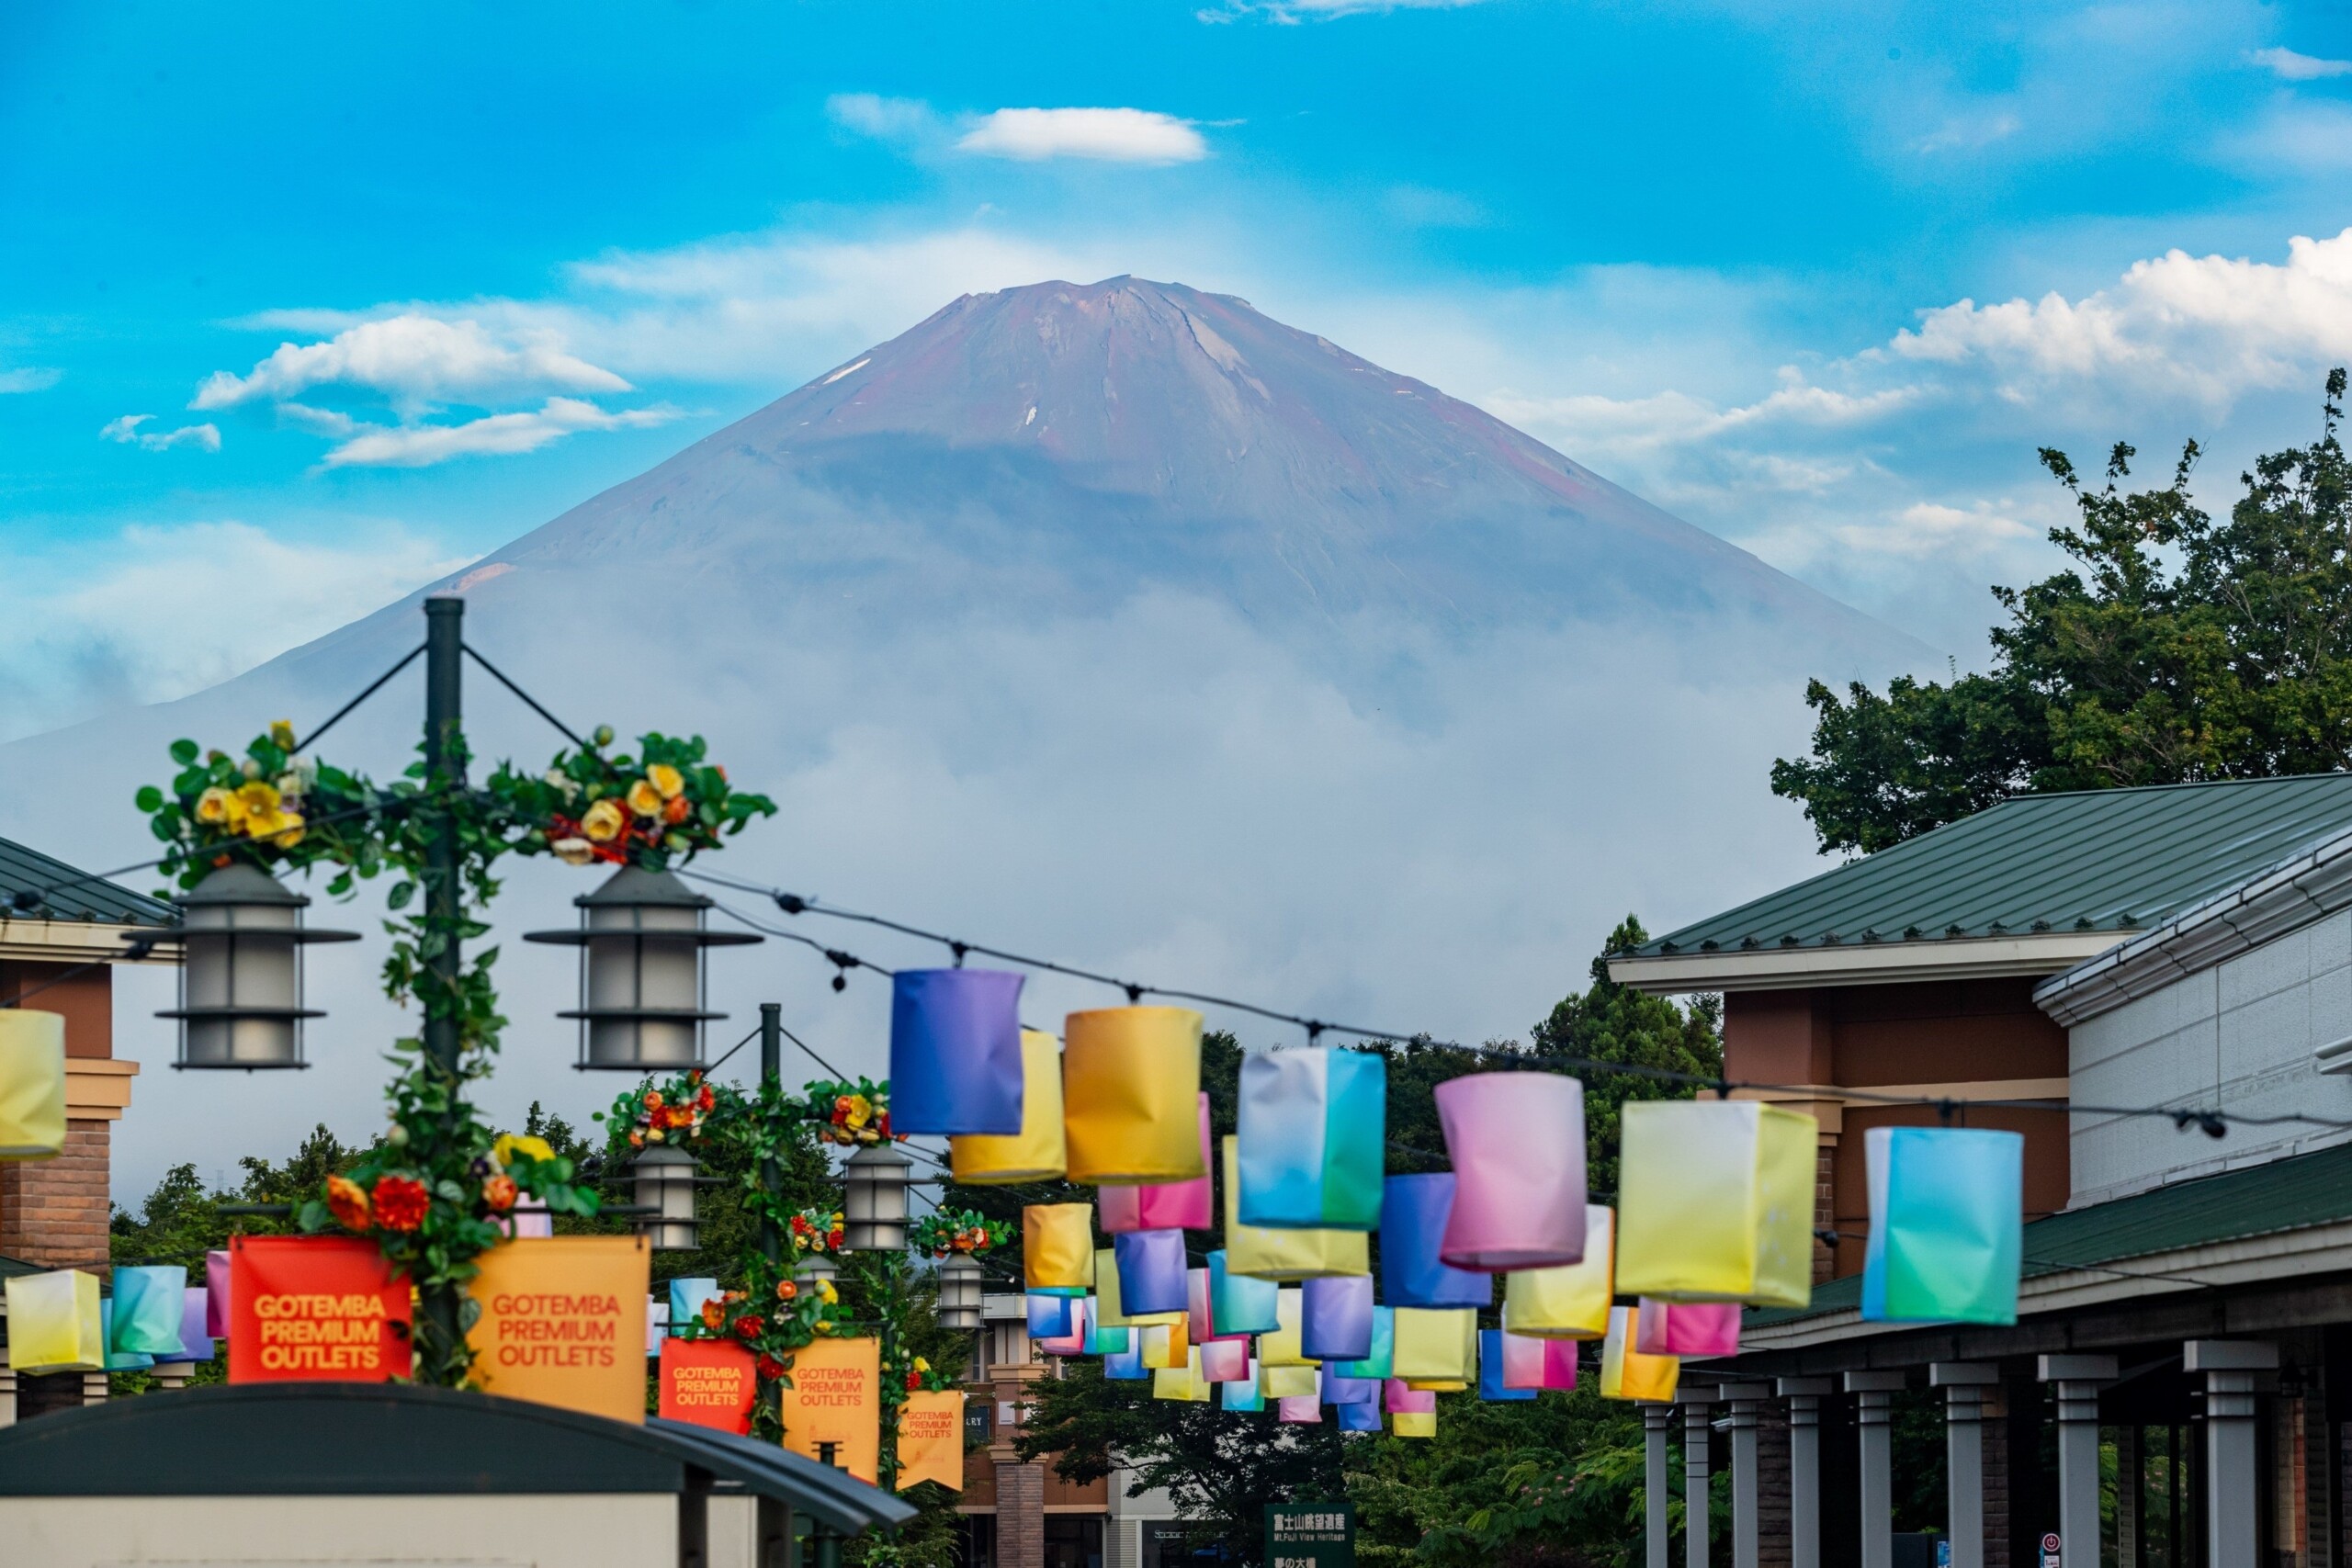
[1104,1340,1148,1380]
[1152,1347,1212,1402]
[667,1277,721,1336]
[0,1010,66,1160]
[1261,1362,1317,1400]
[1139,1320,1189,1370]
[1277,1395,1321,1424]
[1501,1205,1614,1339]
[1336,1400,1384,1432]
[952,1030,1069,1184]
[1476,1329,1537,1401]
[109,1265,189,1358]
[1598,1304,1679,1402]
[1082,1310,1131,1357]
[156,1287,216,1365]
[1222,1137,1370,1281]
[1063,1007,1205,1185]
[1199,1337,1250,1383]
[890,969,1025,1135]
[98,1302,153,1371]
[1635,1299,1741,1358]
[1391,1307,1476,1382]
[1094,1247,1183,1329]
[1256,1287,1312,1367]
[1320,1361,1378,1406]
[6,1269,102,1373]
[1498,1328,1549,1391]
[206,1249,232,1337]
[1300,1274,1374,1362]
[1209,1248,1281,1336]
[1434,1072,1587,1271]
[1862,1125,2025,1326]
[1334,1306,1393,1381]
[1101,1094,1215,1233]
[1114,1229,1189,1318]
[1384,1379,1435,1415]
[1392,1409,1437,1438]
[1036,1298,1089,1356]
[1023,1203,1096,1292]
[1027,1292,1077,1339]
[1616,1100,1816,1307]
[1236,1047,1384,1230]
[1222,1367,1266,1411]
[1379,1175,1494,1309]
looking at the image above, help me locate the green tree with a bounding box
[1771,371,2352,854]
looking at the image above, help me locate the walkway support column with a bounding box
[2038,1356,2116,1568]
[1779,1379,1833,1568]
[1932,1363,1998,1568]
[1722,1383,1772,1568]
[1683,1387,1721,1568]
[2185,1340,2277,1568]
[1645,1403,1676,1568]
[1846,1371,1906,1568]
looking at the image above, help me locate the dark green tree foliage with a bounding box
[1772,373,2352,853]
[1016,925,1723,1568]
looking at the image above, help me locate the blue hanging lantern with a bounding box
[1300,1273,1374,1361]
[1114,1228,1190,1318]
[1379,1175,1494,1309]
[1208,1248,1281,1336]
[889,969,1025,1135]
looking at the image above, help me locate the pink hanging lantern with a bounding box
[1099,1095,1214,1233]
[1434,1072,1587,1270]
[1635,1298,1741,1359]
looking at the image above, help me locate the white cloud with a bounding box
[2248,46,2352,81]
[0,367,61,393]
[1833,501,2036,558]
[320,397,682,468]
[193,314,630,411]
[1890,227,2352,408]
[99,413,222,453]
[956,108,1208,164]
[827,93,940,141]
[1202,0,1486,19]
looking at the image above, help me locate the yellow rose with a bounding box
[495,1133,556,1166]
[268,719,297,750]
[818,1280,838,1303]
[648,763,685,799]
[195,786,235,825]
[626,778,664,818]
[582,798,626,842]
[912,1356,929,1372]
[235,780,282,817]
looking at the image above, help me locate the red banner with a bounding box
[659,1337,760,1433]
[228,1235,411,1382]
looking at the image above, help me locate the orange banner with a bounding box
[780,1335,881,1483]
[467,1235,650,1424]
[896,1389,966,1492]
[228,1235,411,1383]
[661,1337,760,1434]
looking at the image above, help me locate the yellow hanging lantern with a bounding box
[1023,1204,1096,1292]
[953,1030,1068,1184]
[1615,1100,1817,1308]
[0,1010,67,1160]
[1260,1362,1317,1400]
[1390,1307,1476,1382]
[1221,1137,1370,1281]
[1152,1347,1214,1402]
[1138,1319,1190,1370]
[1256,1287,1315,1368]
[1501,1205,1614,1339]
[1093,1247,1183,1330]
[1392,1409,1437,1438]
[1062,1007,1205,1185]
[5,1269,103,1372]
[1599,1303,1679,1401]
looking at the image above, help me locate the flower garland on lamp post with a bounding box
[135,599,776,1386]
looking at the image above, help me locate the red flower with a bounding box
[698,1084,716,1111]
[829,1227,844,1250]
[371,1174,430,1233]
[904,1371,921,1391]
[757,1354,786,1381]
[734,1314,764,1339]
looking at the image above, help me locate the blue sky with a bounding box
[6,0,2352,737]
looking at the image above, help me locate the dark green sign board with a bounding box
[1267,1503,1353,1568]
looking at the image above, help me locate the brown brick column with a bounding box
[0,1118,112,1272]
[997,1460,1045,1568]
[1983,1410,2010,1568]
[1760,1404,1793,1568]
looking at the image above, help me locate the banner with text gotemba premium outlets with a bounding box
[780,1336,882,1483]
[896,1389,967,1492]
[660,1337,760,1434]
[228,1235,412,1383]
[467,1235,651,1423]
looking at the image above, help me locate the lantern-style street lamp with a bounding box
[628,1144,702,1252]
[935,1254,984,1330]
[795,1249,840,1290]
[526,865,760,1070]
[138,863,358,1069]
[841,1141,915,1253]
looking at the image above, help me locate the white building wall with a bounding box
[2071,906,2352,1205]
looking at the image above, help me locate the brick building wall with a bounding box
[997,1461,1045,1568]
[0,1118,111,1271]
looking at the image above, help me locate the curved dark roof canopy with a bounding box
[0,1382,915,1534]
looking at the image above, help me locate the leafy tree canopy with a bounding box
[1771,371,2352,854]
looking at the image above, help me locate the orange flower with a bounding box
[326,1174,370,1231]
[481,1174,517,1212]
[776,1279,798,1301]
[701,1299,725,1330]
[644,1090,664,1111]
[663,793,692,825]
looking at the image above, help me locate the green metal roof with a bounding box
[0,835,174,926]
[1631,773,2352,958]
[1747,1134,2352,1328]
